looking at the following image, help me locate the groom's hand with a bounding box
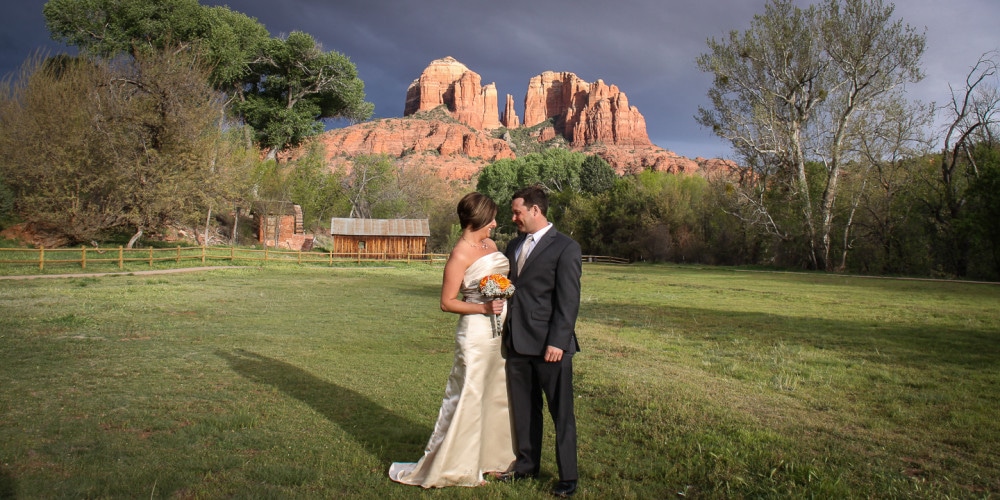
[544,345,564,363]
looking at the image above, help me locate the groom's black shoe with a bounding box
[495,471,536,482]
[551,480,578,497]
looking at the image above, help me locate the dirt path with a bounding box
[0,266,250,280]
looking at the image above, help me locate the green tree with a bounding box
[846,97,934,274]
[238,31,373,158]
[476,150,589,235]
[580,154,617,194]
[697,0,925,270]
[963,143,1000,279]
[285,143,349,231]
[43,0,372,156]
[929,51,999,277]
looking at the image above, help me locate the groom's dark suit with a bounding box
[504,226,581,482]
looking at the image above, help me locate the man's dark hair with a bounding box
[512,185,548,216]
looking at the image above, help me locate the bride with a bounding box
[389,192,515,487]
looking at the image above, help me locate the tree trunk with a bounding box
[792,129,819,269]
[126,228,143,249]
[231,206,240,244]
[204,206,212,246]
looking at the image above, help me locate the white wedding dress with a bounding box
[389,252,515,487]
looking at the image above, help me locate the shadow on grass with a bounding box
[216,349,432,466]
[0,464,14,500]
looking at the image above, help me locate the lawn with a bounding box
[1,264,997,498]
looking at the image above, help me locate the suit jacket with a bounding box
[504,227,582,356]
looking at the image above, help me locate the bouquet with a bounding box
[479,274,515,337]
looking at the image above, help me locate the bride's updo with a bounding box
[457,192,497,231]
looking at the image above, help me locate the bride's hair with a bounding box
[458,192,497,231]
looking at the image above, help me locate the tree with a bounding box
[930,51,1000,276]
[237,31,373,158]
[0,51,255,246]
[697,0,925,270]
[43,0,372,156]
[580,154,617,194]
[848,97,934,273]
[476,150,589,234]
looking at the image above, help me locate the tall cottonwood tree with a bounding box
[696,0,925,270]
[237,31,373,158]
[43,0,373,156]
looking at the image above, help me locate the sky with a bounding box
[2,0,998,160]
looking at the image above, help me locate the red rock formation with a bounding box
[522,72,650,148]
[501,94,520,129]
[523,71,590,132]
[404,57,500,130]
[288,57,736,183]
[571,84,651,148]
[296,115,514,181]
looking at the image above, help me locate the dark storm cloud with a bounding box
[3,0,999,159]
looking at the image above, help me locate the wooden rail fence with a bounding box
[0,245,628,271]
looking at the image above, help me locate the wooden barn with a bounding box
[330,218,430,257]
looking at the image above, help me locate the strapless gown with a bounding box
[388,252,515,487]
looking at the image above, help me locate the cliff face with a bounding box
[404,57,501,130]
[522,71,651,148]
[307,114,515,181]
[301,56,731,179]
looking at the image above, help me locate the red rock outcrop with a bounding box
[289,57,735,183]
[300,114,514,181]
[404,57,501,130]
[501,94,520,129]
[522,72,650,148]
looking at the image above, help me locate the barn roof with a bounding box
[330,218,430,237]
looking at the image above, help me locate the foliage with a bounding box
[0,172,15,227]
[236,31,373,155]
[42,0,269,90]
[494,118,569,156]
[284,144,350,231]
[43,0,373,156]
[580,154,616,194]
[962,144,1000,279]
[476,149,589,234]
[0,52,256,246]
[925,51,1000,278]
[696,0,926,270]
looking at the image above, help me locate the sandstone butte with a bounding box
[297,56,737,181]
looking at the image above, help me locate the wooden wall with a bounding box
[332,235,427,257]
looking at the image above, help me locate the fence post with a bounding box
[118,246,123,269]
[81,245,86,269]
[201,245,206,264]
[148,247,153,267]
[264,246,269,262]
[297,249,302,265]
[230,246,234,262]
[176,246,181,263]
[329,250,332,266]
[39,246,44,271]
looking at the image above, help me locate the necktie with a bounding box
[516,235,533,274]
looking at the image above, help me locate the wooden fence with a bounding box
[0,245,628,271]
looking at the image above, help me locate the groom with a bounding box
[498,185,581,497]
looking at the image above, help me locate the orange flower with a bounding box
[480,273,511,291]
[479,273,515,299]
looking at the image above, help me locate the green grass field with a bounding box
[1,264,997,498]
